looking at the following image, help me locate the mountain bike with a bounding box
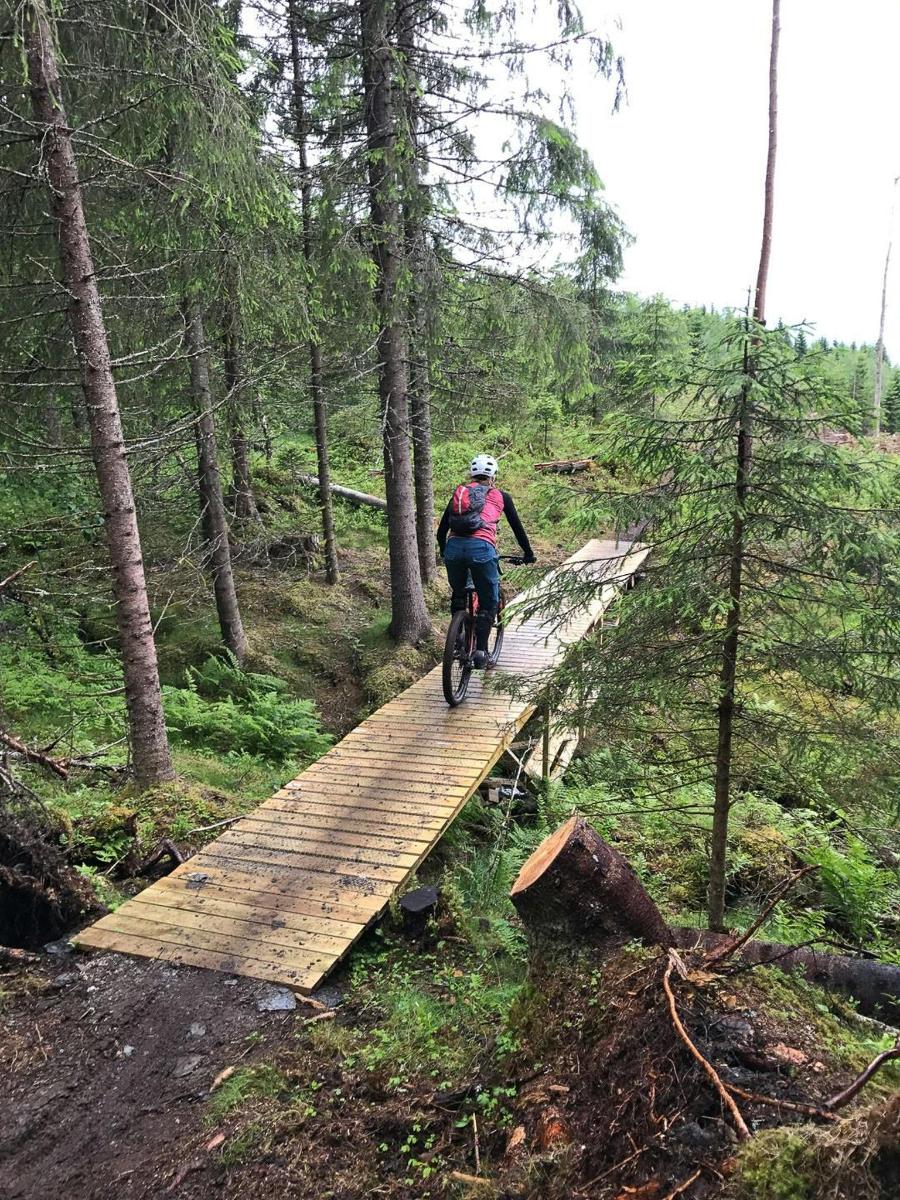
[442,555,527,707]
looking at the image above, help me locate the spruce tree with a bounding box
[21,0,175,786]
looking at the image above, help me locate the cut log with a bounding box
[534,458,594,474]
[296,474,387,511]
[673,928,900,1021]
[510,814,674,948]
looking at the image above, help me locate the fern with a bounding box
[163,655,331,764]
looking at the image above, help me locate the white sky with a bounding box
[569,0,900,355]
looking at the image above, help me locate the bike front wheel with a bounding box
[442,609,473,706]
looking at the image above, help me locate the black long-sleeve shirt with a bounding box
[436,490,534,558]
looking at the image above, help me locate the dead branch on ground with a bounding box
[662,951,751,1141]
[0,728,69,780]
[825,1041,900,1111]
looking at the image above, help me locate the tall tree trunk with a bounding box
[398,0,437,586]
[361,0,431,642]
[287,0,340,584]
[872,177,898,436]
[708,0,779,931]
[25,0,174,786]
[184,303,248,663]
[222,268,260,523]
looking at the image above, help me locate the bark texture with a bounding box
[361,0,431,643]
[673,928,900,1021]
[222,270,260,523]
[510,814,674,948]
[398,0,437,586]
[288,0,340,583]
[25,0,174,786]
[184,304,248,662]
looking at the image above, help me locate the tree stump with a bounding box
[510,814,673,948]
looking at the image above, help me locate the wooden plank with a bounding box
[308,749,507,774]
[296,762,479,787]
[523,725,579,783]
[324,736,510,761]
[83,909,333,974]
[259,799,449,834]
[75,916,326,993]
[158,864,386,923]
[119,895,354,957]
[251,803,447,839]
[75,926,322,990]
[218,826,423,868]
[197,843,407,886]
[274,783,465,810]
[146,877,366,936]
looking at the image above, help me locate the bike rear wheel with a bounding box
[442,609,473,706]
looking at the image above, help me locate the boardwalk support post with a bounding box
[541,701,551,784]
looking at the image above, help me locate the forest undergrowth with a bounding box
[3,416,899,1198]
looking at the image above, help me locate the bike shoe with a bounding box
[473,650,488,669]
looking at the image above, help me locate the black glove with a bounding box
[523,552,536,565]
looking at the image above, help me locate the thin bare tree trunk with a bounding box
[361,0,431,643]
[398,0,437,586]
[872,177,898,436]
[25,0,174,786]
[222,269,260,523]
[287,0,340,584]
[708,0,779,931]
[184,303,248,663]
[410,355,436,583]
[753,0,779,328]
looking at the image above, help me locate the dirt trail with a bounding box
[1,952,303,1200]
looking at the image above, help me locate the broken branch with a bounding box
[704,866,818,967]
[138,838,186,876]
[660,1169,703,1200]
[824,1041,900,1111]
[662,951,751,1141]
[724,1082,836,1121]
[0,560,36,592]
[0,728,68,780]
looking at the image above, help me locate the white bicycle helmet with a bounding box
[470,453,498,480]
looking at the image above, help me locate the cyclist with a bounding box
[436,454,535,668]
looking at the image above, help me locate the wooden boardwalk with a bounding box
[77,539,648,991]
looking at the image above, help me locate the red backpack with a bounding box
[449,483,489,535]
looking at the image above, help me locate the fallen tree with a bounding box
[533,458,594,474]
[674,928,900,1022]
[511,814,900,1019]
[296,473,387,511]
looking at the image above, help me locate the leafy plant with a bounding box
[163,654,331,764]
